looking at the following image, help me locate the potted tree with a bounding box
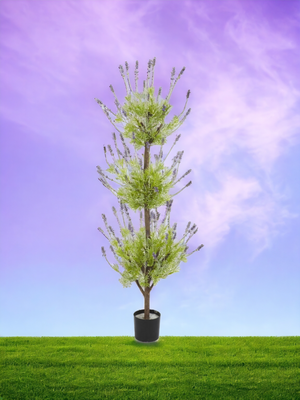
[95,57,204,343]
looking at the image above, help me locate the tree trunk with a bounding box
[143,141,151,319]
[144,286,150,319]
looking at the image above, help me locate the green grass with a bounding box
[0,336,299,399]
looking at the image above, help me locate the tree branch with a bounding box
[135,280,145,296]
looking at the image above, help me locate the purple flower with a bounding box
[162,105,166,113]
[118,65,125,76]
[190,223,196,232]
[108,226,115,236]
[132,132,136,140]
[122,109,127,117]
[128,223,134,235]
[153,252,157,259]
[154,187,159,193]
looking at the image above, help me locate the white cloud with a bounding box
[170,1,300,261]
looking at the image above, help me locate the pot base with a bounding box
[134,337,159,343]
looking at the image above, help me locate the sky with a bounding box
[0,0,299,338]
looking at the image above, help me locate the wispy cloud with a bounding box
[172,0,300,261]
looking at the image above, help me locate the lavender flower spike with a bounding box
[134,60,139,92]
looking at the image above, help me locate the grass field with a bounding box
[0,336,299,399]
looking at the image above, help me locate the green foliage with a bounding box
[109,221,188,289]
[116,86,181,150]
[107,158,174,211]
[96,58,201,293]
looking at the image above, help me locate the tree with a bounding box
[95,57,204,320]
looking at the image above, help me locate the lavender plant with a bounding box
[95,57,204,319]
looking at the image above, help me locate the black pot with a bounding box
[134,309,161,343]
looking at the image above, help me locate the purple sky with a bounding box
[1,0,299,337]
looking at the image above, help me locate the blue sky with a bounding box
[0,0,299,337]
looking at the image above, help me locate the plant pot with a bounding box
[134,309,161,343]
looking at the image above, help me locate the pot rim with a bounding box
[134,309,161,317]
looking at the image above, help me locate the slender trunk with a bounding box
[144,286,150,319]
[143,141,151,319]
